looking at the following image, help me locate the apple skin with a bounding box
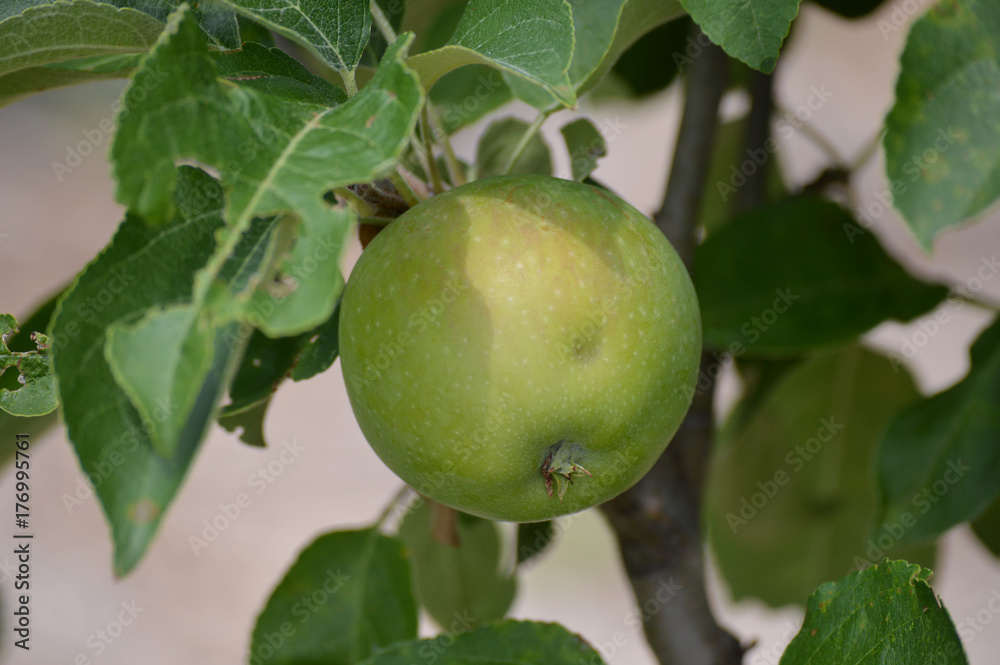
[339,175,701,522]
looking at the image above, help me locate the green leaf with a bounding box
[695,197,948,355]
[779,560,968,665]
[237,13,276,45]
[250,529,418,665]
[0,410,57,470]
[699,117,787,235]
[406,0,576,108]
[290,298,340,380]
[503,0,686,108]
[560,118,606,182]
[883,0,1000,250]
[0,0,240,94]
[50,167,262,575]
[47,52,143,73]
[416,1,513,133]
[607,17,691,98]
[217,326,303,448]
[104,305,215,457]
[0,54,140,107]
[707,346,934,608]
[398,502,516,629]
[0,0,164,78]
[0,290,64,462]
[0,315,57,417]
[213,42,348,106]
[811,0,885,19]
[516,520,556,565]
[474,117,552,180]
[362,0,404,67]
[217,396,270,447]
[111,7,422,336]
[572,0,685,97]
[223,328,305,414]
[358,620,608,665]
[875,317,1000,546]
[216,299,340,446]
[680,0,801,73]
[210,0,370,73]
[724,356,802,434]
[103,211,280,460]
[431,64,513,134]
[971,495,1000,558]
[192,0,241,48]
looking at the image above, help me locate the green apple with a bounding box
[339,175,701,522]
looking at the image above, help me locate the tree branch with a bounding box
[735,70,773,214]
[653,30,731,270]
[602,28,744,665]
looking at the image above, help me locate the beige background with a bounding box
[2,3,1000,663]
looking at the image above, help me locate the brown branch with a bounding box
[735,70,774,214]
[602,27,744,665]
[653,28,730,270]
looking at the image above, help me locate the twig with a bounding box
[776,101,845,168]
[388,169,423,207]
[374,485,416,529]
[849,129,883,173]
[370,0,398,44]
[334,186,375,217]
[501,110,549,176]
[421,106,446,193]
[406,131,434,189]
[604,27,744,665]
[428,105,467,186]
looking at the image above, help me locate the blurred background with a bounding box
[2,2,1000,663]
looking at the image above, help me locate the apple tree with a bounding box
[1,0,999,663]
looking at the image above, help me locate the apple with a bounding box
[338,175,701,522]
